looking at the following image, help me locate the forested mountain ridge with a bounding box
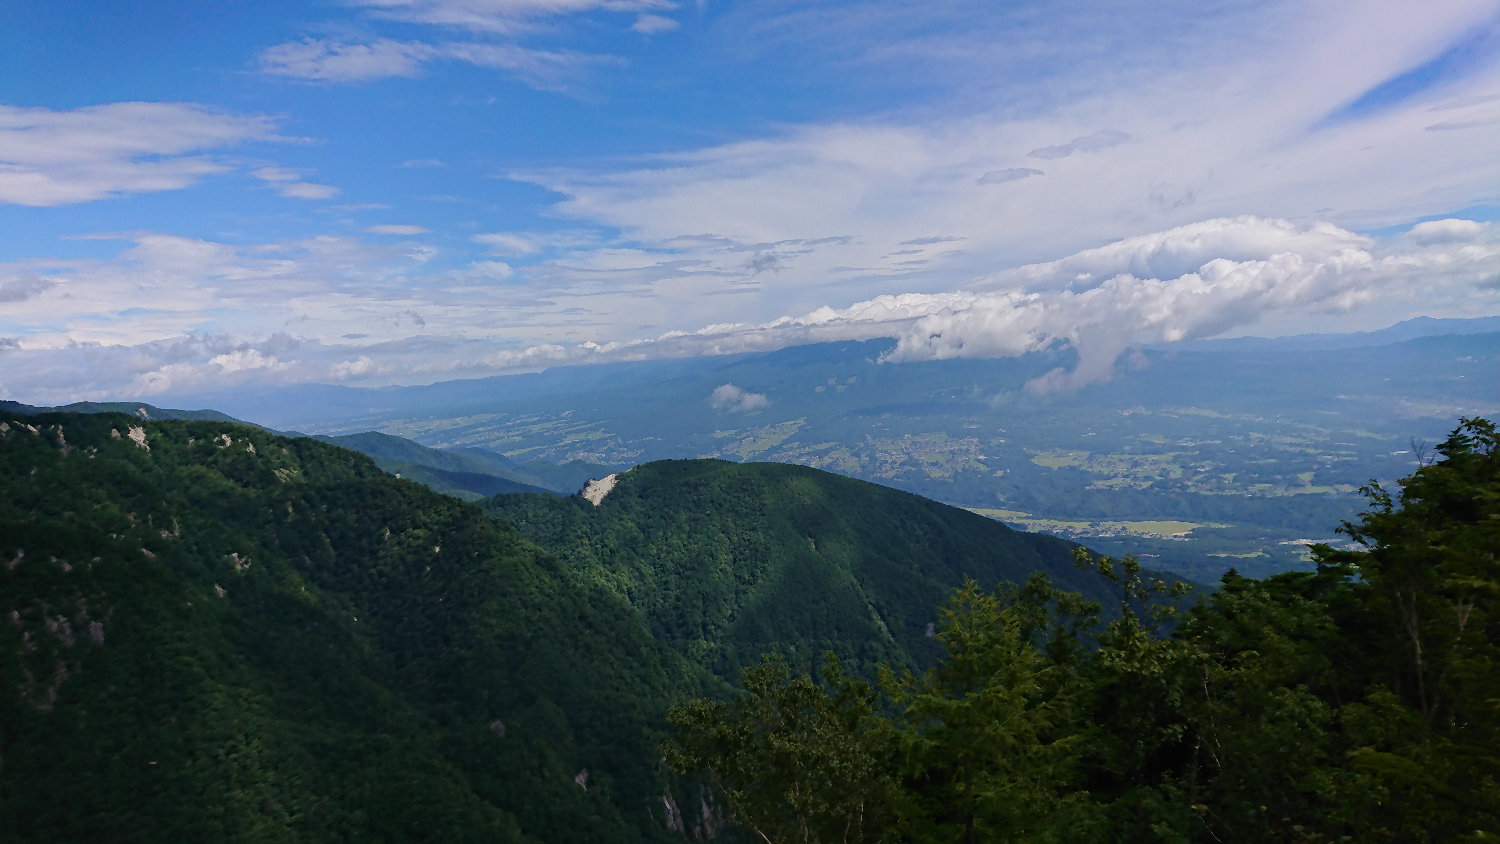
[665,418,1500,843]
[0,399,251,426]
[486,459,1116,681]
[0,411,719,843]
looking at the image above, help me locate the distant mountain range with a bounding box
[1161,315,1500,352]
[7,317,1496,581]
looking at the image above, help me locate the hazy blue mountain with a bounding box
[448,445,522,471]
[1164,315,1500,352]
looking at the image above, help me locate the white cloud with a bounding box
[258,38,613,92]
[402,158,448,168]
[208,348,290,374]
[472,229,601,254]
[0,103,277,206]
[331,355,379,379]
[710,383,769,412]
[632,14,678,34]
[463,260,515,278]
[352,0,674,33]
[2,217,1495,404]
[366,224,432,235]
[277,183,341,200]
[258,39,437,82]
[251,166,340,200]
[500,1,1500,320]
[0,273,54,303]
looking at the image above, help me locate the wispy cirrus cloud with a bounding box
[353,0,675,33]
[504,2,1500,318]
[631,13,678,34]
[0,103,279,206]
[258,38,616,92]
[257,39,437,82]
[252,166,340,200]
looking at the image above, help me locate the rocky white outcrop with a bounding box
[580,474,618,506]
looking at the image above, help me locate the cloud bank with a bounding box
[2,216,1495,404]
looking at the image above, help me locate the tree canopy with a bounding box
[666,418,1500,843]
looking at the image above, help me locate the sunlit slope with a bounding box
[486,459,1112,680]
[0,412,709,844]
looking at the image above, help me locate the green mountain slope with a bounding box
[485,459,1113,680]
[0,412,714,843]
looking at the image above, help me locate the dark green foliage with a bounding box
[667,418,1500,843]
[0,411,712,843]
[485,459,1115,680]
[878,579,1097,844]
[666,655,891,844]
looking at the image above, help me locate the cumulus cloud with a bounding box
[331,355,379,380]
[371,216,1500,392]
[366,224,432,235]
[710,383,769,412]
[0,103,278,206]
[2,216,1496,404]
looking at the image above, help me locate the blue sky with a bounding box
[1,0,1499,402]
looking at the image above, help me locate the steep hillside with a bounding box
[485,459,1114,680]
[0,412,715,843]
